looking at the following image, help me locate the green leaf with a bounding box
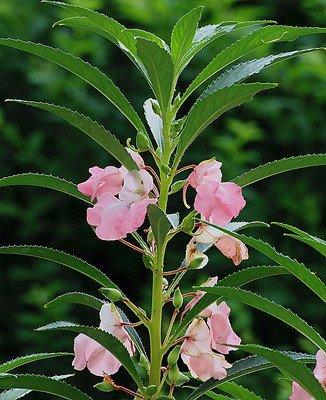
[0,375,74,400]
[5,100,138,171]
[171,7,204,73]
[233,154,326,187]
[272,222,326,257]
[187,352,315,400]
[37,322,143,387]
[0,374,92,400]
[147,205,171,252]
[202,47,323,97]
[0,173,91,204]
[218,382,264,400]
[181,24,326,103]
[205,394,233,400]
[126,29,169,51]
[44,292,104,310]
[0,245,117,289]
[174,83,276,165]
[0,38,145,133]
[241,345,326,400]
[136,39,174,112]
[200,286,326,351]
[203,223,326,303]
[0,353,72,373]
[173,265,288,338]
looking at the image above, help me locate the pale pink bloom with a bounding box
[78,166,124,200]
[215,235,249,266]
[182,352,231,381]
[181,277,218,319]
[314,350,326,389]
[119,170,154,204]
[126,148,145,169]
[289,381,312,400]
[72,333,121,376]
[194,181,246,227]
[208,301,241,354]
[187,160,222,190]
[181,318,212,357]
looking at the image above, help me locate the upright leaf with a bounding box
[127,29,169,51]
[171,7,204,73]
[217,382,264,400]
[37,322,143,387]
[0,173,91,204]
[187,352,315,400]
[0,38,146,133]
[174,83,276,166]
[5,100,138,171]
[181,25,326,104]
[233,154,326,187]
[0,245,117,289]
[200,286,326,350]
[136,39,174,112]
[0,374,92,400]
[147,205,171,252]
[0,353,72,373]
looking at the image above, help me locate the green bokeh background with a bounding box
[0,0,325,399]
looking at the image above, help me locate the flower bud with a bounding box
[167,345,181,366]
[161,163,171,175]
[145,385,158,395]
[143,253,154,270]
[173,288,183,310]
[100,287,123,302]
[162,277,169,290]
[94,381,115,392]
[136,130,151,151]
[168,363,181,383]
[139,354,150,372]
[170,179,186,194]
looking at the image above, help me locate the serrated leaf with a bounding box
[0,354,72,373]
[143,98,163,148]
[0,173,91,204]
[0,38,145,133]
[147,205,171,252]
[205,394,233,400]
[44,292,104,310]
[202,47,323,97]
[181,24,326,103]
[6,100,138,171]
[218,382,264,400]
[0,375,74,400]
[241,345,326,400]
[171,7,204,73]
[37,322,143,387]
[233,154,326,187]
[0,245,117,289]
[173,265,288,339]
[202,223,326,303]
[0,374,92,400]
[174,83,276,165]
[136,39,174,112]
[126,29,169,51]
[272,222,326,257]
[200,286,326,350]
[187,351,315,400]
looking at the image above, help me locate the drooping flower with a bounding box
[72,303,135,377]
[207,301,241,354]
[194,181,245,227]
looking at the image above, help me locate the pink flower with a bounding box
[314,349,326,390]
[181,318,212,357]
[119,170,154,204]
[78,166,125,200]
[72,334,121,376]
[207,301,241,354]
[215,235,249,266]
[194,181,246,226]
[289,381,313,400]
[72,303,135,377]
[188,160,222,189]
[181,277,218,319]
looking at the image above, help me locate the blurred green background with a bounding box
[0,0,325,399]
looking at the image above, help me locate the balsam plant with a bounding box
[0,2,325,399]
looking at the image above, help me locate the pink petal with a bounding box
[289,382,313,400]
[314,349,326,389]
[215,235,249,266]
[87,345,121,376]
[188,160,222,189]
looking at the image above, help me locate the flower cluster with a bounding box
[73,303,135,376]
[180,277,241,381]
[290,349,326,400]
[78,150,157,241]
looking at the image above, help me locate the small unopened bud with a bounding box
[168,363,181,383]
[136,130,151,151]
[145,385,158,395]
[170,179,186,194]
[139,354,150,372]
[173,288,183,309]
[161,163,171,175]
[143,253,154,270]
[100,287,123,302]
[94,381,115,392]
[167,345,181,366]
[162,277,169,290]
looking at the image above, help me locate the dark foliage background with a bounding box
[0,0,325,399]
